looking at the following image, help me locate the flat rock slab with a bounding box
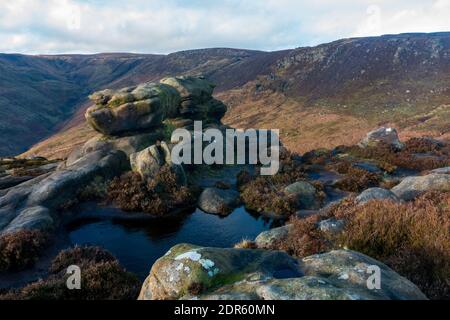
[431,166,450,174]
[392,173,450,201]
[0,150,128,234]
[0,175,34,190]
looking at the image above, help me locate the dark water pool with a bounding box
[67,205,273,279]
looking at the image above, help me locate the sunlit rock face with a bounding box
[138,244,428,300]
[85,76,226,136]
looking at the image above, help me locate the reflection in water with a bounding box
[67,206,273,279]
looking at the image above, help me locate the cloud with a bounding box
[0,0,449,54]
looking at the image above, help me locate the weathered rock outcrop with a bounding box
[284,181,320,209]
[160,77,226,120]
[431,166,450,174]
[138,244,427,300]
[0,150,128,234]
[358,127,404,150]
[66,132,161,167]
[391,173,450,201]
[1,76,233,235]
[138,243,302,300]
[85,76,226,136]
[86,83,180,135]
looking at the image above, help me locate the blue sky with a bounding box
[0,0,449,54]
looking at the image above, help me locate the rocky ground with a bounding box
[0,77,449,300]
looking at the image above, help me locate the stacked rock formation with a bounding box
[0,76,227,235]
[79,76,228,181]
[85,76,227,136]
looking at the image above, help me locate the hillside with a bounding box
[2,32,449,158]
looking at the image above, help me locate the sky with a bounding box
[0,0,449,54]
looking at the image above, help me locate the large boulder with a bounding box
[160,76,226,120]
[138,245,427,300]
[431,166,450,174]
[86,82,181,135]
[130,142,186,185]
[130,144,165,179]
[318,218,345,235]
[355,187,401,204]
[85,76,226,136]
[138,243,302,300]
[358,127,404,150]
[391,173,450,201]
[197,187,240,216]
[298,250,426,300]
[284,181,319,209]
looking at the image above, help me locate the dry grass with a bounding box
[234,239,257,249]
[268,191,449,299]
[0,230,49,272]
[107,166,196,215]
[333,192,450,300]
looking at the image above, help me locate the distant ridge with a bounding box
[0,32,448,157]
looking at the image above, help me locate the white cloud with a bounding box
[0,0,448,54]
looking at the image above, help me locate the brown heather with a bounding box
[276,215,329,258]
[1,246,140,300]
[240,151,306,216]
[332,164,381,192]
[0,229,49,272]
[107,165,195,215]
[345,138,450,172]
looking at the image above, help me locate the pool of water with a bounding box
[67,205,274,279]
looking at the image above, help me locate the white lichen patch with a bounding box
[338,273,349,280]
[175,250,201,262]
[348,293,362,300]
[207,268,220,277]
[174,251,218,275]
[354,266,365,273]
[199,258,215,270]
[176,263,184,271]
